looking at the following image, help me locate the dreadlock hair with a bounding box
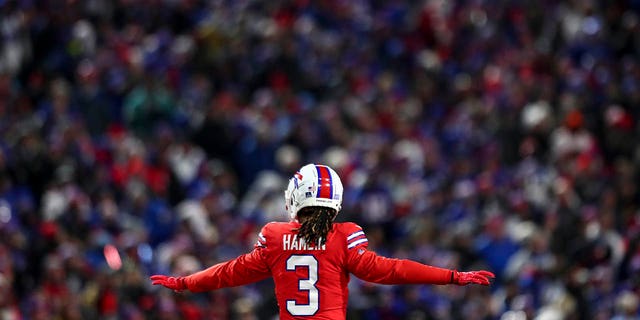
[296,206,338,247]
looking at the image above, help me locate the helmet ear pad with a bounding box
[284,164,343,221]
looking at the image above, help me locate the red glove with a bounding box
[150,275,187,292]
[452,270,495,286]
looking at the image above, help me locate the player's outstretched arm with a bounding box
[150,248,271,293]
[348,249,494,286]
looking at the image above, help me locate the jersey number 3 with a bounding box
[286,255,319,316]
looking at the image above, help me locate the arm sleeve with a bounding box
[183,247,271,292]
[347,249,454,285]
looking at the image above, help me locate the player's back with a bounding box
[256,220,368,320]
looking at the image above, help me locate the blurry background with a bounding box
[0,0,639,319]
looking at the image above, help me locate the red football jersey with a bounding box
[182,221,454,319]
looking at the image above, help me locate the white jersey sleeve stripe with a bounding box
[347,238,368,249]
[346,230,364,241]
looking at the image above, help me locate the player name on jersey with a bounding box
[282,234,326,251]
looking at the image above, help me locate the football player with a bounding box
[151,163,494,319]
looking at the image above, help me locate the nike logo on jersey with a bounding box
[283,234,326,251]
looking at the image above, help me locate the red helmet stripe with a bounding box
[315,165,333,199]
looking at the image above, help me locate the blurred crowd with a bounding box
[0,0,640,319]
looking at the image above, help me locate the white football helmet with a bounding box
[284,164,343,221]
